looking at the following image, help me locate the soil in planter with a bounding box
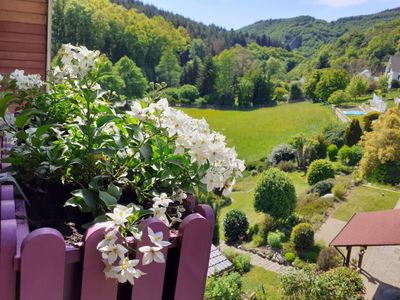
[24,183,92,246]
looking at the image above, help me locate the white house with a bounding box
[385,55,400,88]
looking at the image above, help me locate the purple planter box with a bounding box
[0,140,215,300]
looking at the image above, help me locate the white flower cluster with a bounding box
[54,44,100,81]
[97,205,171,284]
[129,99,245,195]
[150,191,186,226]
[10,69,43,91]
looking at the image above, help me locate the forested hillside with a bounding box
[111,0,286,54]
[240,7,400,55]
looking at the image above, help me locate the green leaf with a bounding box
[64,195,92,213]
[82,215,108,229]
[96,115,119,127]
[140,144,153,161]
[69,189,97,213]
[99,191,117,208]
[0,94,14,118]
[107,183,122,200]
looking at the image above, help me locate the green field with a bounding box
[242,266,282,299]
[182,102,337,162]
[333,185,400,221]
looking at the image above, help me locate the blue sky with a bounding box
[141,0,399,29]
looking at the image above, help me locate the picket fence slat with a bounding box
[20,228,66,300]
[173,212,213,300]
[131,218,170,300]
[80,223,119,300]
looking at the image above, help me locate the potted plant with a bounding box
[0,44,244,300]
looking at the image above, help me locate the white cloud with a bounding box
[318,0,368,7]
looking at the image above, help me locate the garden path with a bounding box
[219,242,291,274]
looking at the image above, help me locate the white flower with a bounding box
[138,245,165,265]
[10,69,43,90]
[150,206,169,225]
[99,243,128,265]
[110,257,141,284]
[152,193,173,208]
[172,189,187,203]
[106,205,133,226]
[96,229,118,250]
[147,227,171,248]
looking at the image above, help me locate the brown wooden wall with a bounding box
[0,0,49,78]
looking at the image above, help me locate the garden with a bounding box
[202,101,400,299]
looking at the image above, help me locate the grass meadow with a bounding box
[182,102,337,163]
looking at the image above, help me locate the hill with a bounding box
[240,7,400,56]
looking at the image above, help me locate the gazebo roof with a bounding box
[330,209,400,247]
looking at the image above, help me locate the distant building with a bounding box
[370,93,387,113]
[385,55,400,88]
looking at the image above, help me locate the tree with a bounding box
[254,168,296,219]
[98,56,125,96]
[189,39,207,60]
[266,57,285,80]
[114,56,148,99]
[156,48,182,87]
[273,86,287,102]
[238,78,254,108]
[344,119,362,146]
[346,75,369,98]
[289,134,316,169]
[197,55,216,96]
[252,70,274,106]
[377,74,389,94]
[181,57,202,85]
[288,82,303,101]
[360,108,400,184]
[315,69,350,102]
[363,111,380,132]
[304,70,323,102]
[328,90,349,105]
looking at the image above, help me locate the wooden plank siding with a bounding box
[0,0,49,78]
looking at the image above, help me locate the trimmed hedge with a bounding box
[307,159,335,185]
[291,223,314,250]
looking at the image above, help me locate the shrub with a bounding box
[254,168,297,219]
[296,193,334,225]
[323,123,347,148]
[258,214,279,241]
[288,82,304,101]
[344,119,362,147]
[332,183,346,199]
[222,248,237,261]
[327,144,338,161]
[314,267,365,300]
[338,145,363,166]
[179,84,199,102]
[328,90,349,105]
[369,161,400,185]
[205,272,242,300]
[317,247,341,271]
[363,111,380,132]
[307,159,335,185]
[163,87,180,103]
[223,210,249,244]
[267,230,285,248]
[276,161,296,172]
[291,223,314,250]
[252,234,264,247]
[268,144,296,166]
[281,267,318,300]
[308,178,334,196]
[233,254,251,273]
[285,252,296,264]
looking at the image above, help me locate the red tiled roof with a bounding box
[330,209,400,247]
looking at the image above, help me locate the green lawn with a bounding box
[182,102,336,163]
[333,184,400,221]
[242,266,282,299]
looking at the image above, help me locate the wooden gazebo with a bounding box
[330,209,400,268]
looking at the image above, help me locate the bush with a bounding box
[267,230,285,248]
[258,214,279,241]
[285,252,296,264]
[308,178,334,196]
[276,161,296,172]
[327,144,338,161]
[314,267,365,300]
[338,145,363,166]
[223,210,249,244]
[363,111,380,132]
[205,272,242,300]
[281,267,318,299]
[369,161,400,185]
[252,234,264,247]
[291,223,314,250]
[328,90,349,105]
[254,168,297,219]
[288,82,304,101]
[317,247,341,271]
[296,193,334,225]
[323,123,347,148]
[179,84,199,102]
[233,254,251,273]
[268,144,296,166]
[332,183,346,199]
[307,159,335,185]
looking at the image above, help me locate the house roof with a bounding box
[208,245,233,276]
[330,209,400,247]
[388,55,400,72]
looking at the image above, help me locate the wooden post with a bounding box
[345,246,352,267]
[357,246,367,271]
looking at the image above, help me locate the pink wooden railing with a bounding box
[0,139,215,300]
